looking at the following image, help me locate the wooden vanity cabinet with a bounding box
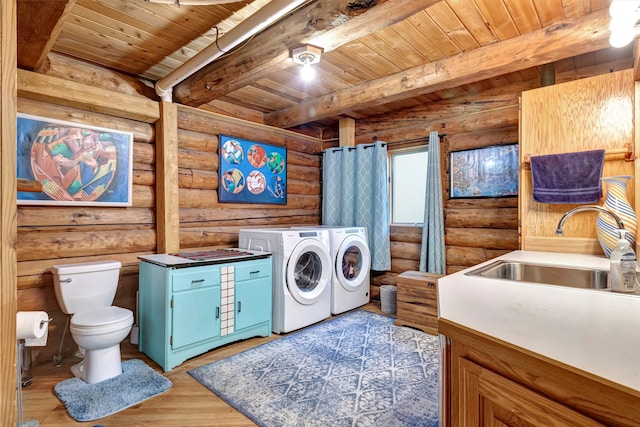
[439,319,640,427]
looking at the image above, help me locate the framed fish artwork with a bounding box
[17,113,133,207]
[218,135,287,205]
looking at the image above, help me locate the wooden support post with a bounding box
[1,0,18,424]
[156,102,180,254]
[339,117,355,147]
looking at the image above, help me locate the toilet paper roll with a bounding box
[17,311,49,347]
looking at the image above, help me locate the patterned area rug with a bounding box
[54,359,172,422]
[189,310,439,426]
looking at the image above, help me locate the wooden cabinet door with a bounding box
[458,357,603,426]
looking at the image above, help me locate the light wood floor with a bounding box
[22,304,385,426]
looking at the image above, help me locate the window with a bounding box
[389,147,428,225]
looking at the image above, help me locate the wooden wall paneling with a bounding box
[355,80,535,135]
[520,69,635,254]
[199,100,264,124]
[1,0,18,423]
[176,104,324,251]
[17,69,160,123]
[17,206,155,227]
[366,84,522,292]
[156,101,180,253]
[37,52,158,99]
[15,78,161,367]
[17,98,156,142]
[357,104,519,144]
[339,117,355,146]
[17,252,152,287]
[178,168,217,191]
[178,128,218,152]
[179,206,320,223]
[17,228,156,261]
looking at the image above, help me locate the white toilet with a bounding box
[52,260,134,384]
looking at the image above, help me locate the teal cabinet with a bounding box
[172,285,221,349]
[236,272,272,331]
[138,255,272,372]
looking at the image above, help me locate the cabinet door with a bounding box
[458,358,603,426]
[172,286,221,349]
[235,278,271,331]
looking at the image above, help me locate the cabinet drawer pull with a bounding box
[191,279,205,285]
[250,270,260,276]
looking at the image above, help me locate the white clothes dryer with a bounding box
[238,228,332,333]
[293,226,371,314]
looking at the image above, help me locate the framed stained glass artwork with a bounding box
[218,135,287,204]
[17,113,133,206]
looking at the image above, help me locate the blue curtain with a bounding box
[420,131,445,274]
[322,142,391,271]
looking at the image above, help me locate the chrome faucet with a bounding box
[555,205,625,236]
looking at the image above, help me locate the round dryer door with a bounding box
[286,239,331,305]
[336,234,371,292]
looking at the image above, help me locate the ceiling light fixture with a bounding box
[291,45,322,81]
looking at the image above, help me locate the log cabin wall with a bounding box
[13,54,632,366]
[16,89,159,367]
[358,81,526,295]
[359,62,632,294]
[175,106,322,249]
[15,70,323,368]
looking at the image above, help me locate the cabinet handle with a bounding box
[216,306,220,319]
[237,301,242,313]
[250,270,260,276]
[191,279,205,286]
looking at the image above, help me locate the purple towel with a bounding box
[530,149,605,204]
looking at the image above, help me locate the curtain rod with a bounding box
[373,133,446,146]
[316,133,447,155]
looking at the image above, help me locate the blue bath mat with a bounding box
[189,310,439,426]
[54,358,172,422]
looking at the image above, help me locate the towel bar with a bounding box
[523,143,634,170]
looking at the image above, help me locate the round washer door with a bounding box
[286,239,332,305]
[336,234,371,292]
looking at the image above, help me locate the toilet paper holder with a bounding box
[40,317,53,328]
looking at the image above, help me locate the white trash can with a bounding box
[380,285,397,315]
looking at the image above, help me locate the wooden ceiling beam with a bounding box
[16,0,75,70]
[264,8,613,129]
[173,0,442,107]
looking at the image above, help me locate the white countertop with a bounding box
[438,250,640,392]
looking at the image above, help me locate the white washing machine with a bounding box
[238,228,332,333]
[293,226,371,314]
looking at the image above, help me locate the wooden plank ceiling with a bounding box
[16,0,633,136]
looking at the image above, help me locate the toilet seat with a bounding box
[71,306,133,335]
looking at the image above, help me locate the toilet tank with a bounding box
[52,260,122,314]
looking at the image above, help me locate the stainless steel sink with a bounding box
[465,260,609,289]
